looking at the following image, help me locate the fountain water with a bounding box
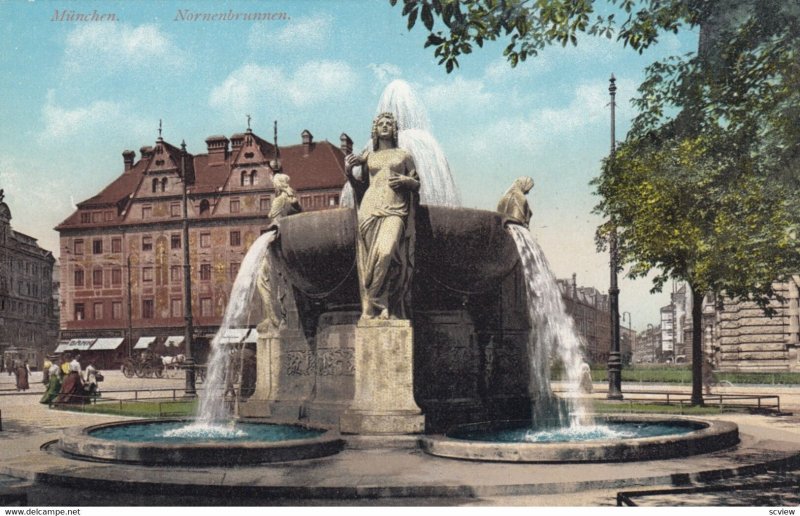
[342,80,461,208]
[162,230,276,440]
[508,224,593,429]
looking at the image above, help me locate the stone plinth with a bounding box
[239,327,313,420]
[340,319,424,434]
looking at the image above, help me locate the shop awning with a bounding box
[244,329,259,344]
[90,337,125,351]
[216,328,249,345]
[133,336,157,350]
[165,336,184,347]
[55,338,96,353]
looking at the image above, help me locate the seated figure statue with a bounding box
[497,176,534,227]
[256,173,302,331]
[344,112,420,320]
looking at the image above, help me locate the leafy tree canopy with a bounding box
[390,0,710,72]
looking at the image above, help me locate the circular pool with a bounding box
[58,419,344,465]
[420,415,739,463]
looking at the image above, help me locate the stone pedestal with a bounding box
[340,319,424,434]
[239,327,313,420]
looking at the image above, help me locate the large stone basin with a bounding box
[274,205,520,299]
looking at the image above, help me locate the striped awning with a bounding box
[90,337,125,351]
[55,338,96,353]
[216,328,249,345]
[165,336,184,347]
[133,336,157,350]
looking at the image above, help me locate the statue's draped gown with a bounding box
[352,148,418,318]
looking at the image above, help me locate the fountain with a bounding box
[57,80,738,468]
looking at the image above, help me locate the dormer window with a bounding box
[244,152,254,159]
[199,199,210,216]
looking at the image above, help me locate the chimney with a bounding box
[122,150,135,171]
[340,133,353,155]
[301,130,313,156]
[230,134,244,151]
[205,135,229,165]
[140,146,154,159]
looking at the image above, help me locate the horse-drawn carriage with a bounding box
[120,350,164,378]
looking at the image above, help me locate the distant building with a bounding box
[557,274,612,364]
[55,128,351,365]
[635,325,661,364]
[0,190,58,367]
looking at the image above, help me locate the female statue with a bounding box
[345,112,420,320]
[257,173,302,330]
[497,176,534,228]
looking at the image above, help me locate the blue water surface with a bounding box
[450,421,702,443]
[89,421,325,444]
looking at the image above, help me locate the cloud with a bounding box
[63,23,186,74]
[248,14,332,51]
[369,63,403,85]
[209,61,357,115]
[40,90,151,142]
[420,76,494,114]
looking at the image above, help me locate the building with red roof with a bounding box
[55,127,352,366]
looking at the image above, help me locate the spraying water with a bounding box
[341,80,461,208]
[163,230,276,440]
[507,224,594,429]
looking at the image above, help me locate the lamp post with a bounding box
[606,74,623,400]
[180,140,196,397]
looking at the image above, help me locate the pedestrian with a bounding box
[42,357,52,387]
[54,356,85,404]
[702,357,717,395]
[84,362,99,397]
[40,362,62,405]
[14,360,30,392]
[60,353,71,377]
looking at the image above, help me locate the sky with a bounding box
[0,0,700,330]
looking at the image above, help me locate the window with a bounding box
[112,301,122,320]
[171,234,181,249]
[171,298,182,318]
[152,178,158,193]
[170,265,181,282]
[230,199,240,213]
[240,170,248,186]
[142,267,153,283]
[111,238,122,253]
[301,196,312,209]
[74,303,85,321]
[92,239,103,254]
[329,195,339,207]
[93,302,103,320]
[104,211,113,222]
[142,299,154,319]
[111,268,122,286]
[74,239,84,255]
[91,212,102,223]
[200,264,211,281]
[314,195,324,208]
[230,230,241,247]
[200,297,212,317]
[250,170,257,185]
[170,203,181,217]
[73,268,84,287]
[199,199,210,216]
[80,213,91,223]
[142,236,153,251]
[93,269,103,287]
[142,206,152,219]
[260,197,271,212]
[230,262,240,282]
[161,178,168,192]
[200,232,210,248]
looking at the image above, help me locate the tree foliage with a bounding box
[389,0,709,72]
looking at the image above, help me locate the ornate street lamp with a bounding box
[607,74,623,400]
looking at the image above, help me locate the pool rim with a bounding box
[58,418,345,466]
[419,414,739,463]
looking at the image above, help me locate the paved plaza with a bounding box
[0,369,799,506]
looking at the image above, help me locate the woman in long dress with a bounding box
[14,360,29,391]
[55,359,85,404]
[345,112,420,320]
[40,363,62,405]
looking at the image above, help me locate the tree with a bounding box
[390,0,709,72]
[595,1,800,405]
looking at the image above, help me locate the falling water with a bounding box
[163,230,276,440]
[341,80,461,208]
[507,224,594,429]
